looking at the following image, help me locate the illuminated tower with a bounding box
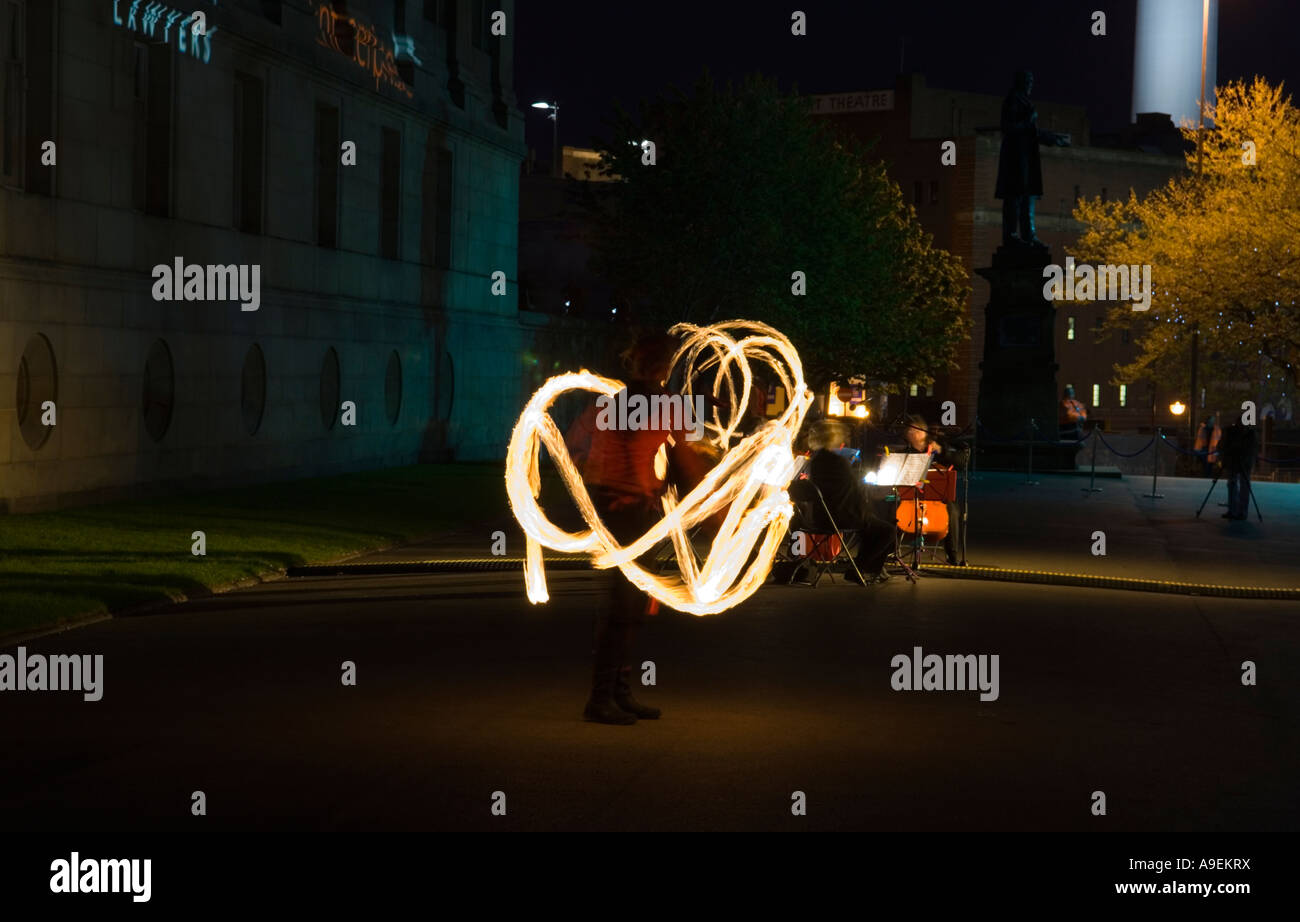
[1132,0,1219,126]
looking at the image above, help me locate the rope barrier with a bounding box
[1094,430,1156,458]
[1081,429,1298,466]
[1157,436,1206,457]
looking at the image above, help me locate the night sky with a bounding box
[515,0,1300,161]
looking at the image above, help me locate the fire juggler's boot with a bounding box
[614,665,660,719]
[584,665,637,725]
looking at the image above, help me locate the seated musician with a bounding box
[794,419,897,585]
[899,414,965,565]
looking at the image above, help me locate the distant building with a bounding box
[2,1,532,512]
[810,73,1185,433]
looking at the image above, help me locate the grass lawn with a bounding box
[0,463,508,637]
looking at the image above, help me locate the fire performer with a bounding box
[567,333,714,725]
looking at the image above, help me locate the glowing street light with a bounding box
[1170,400,1186,415]
[530,100,559,177]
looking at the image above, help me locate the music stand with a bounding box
[873,453,932,582]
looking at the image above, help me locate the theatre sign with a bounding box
[810,90,894,115]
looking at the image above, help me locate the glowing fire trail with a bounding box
[505,321,813,616]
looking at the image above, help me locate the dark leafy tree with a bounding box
[584,73,971,391]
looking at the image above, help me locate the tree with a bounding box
[1073,78,1300,406]
[584,73,970,391]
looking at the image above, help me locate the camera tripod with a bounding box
[1195,468,1262,523]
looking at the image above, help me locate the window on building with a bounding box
[925,383,934,397]
[136,40,173,216]
[1092,384,1101,407]
[133,43,146,99]
[1121,328,1129,344]
[241,344,267,436]
[385,350,403,425]
[16,332,56,451]
[1100,186,1108,203]
[435,350,455,422]
[331,2,355,56]
[1067,316,1075,341]
[929,180,939,205]
[234,73,264,234]
[23,0,51,196]
[913,180,923,206]
[0,1,22,187]
[473,0,489,50]
[142,339,175,442]
[1073,184,1081,203]
[379,127,401,259]
[391,0,416,86]
[424,0,449,23]
[320,347,340,430]
[1119,384,1127,407]
[435,148,453,269]
[315,103,339,248]
[443,0,463,107]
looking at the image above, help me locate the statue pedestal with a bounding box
[975,245,1076,472]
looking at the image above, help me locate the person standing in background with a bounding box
[1219,421,1257,521]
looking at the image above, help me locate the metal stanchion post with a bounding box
[1082,426,1102,493]
[1024,418,1039,485]
[1145,426,1164,499]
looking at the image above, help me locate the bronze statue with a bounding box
[996,71,1067,250]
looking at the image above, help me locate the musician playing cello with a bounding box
[897,414,967,565]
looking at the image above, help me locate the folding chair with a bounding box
[894,467,957,571]
[783,479,866,587]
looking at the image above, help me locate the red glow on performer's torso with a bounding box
[583,381,685,502]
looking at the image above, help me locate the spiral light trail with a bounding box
[504,321,813,615]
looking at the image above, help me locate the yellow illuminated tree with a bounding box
[1073,78,1300,404]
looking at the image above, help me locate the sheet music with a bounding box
[873,452,932,487]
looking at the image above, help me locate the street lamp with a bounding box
[1189,0,1212,449]
[1170,400,1186,416]
[531,100,559,177]
[1197,0,1209,177]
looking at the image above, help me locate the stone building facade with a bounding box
[1,0,529,512]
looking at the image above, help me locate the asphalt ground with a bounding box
[2,566,1295,832]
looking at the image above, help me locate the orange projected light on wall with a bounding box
[505,321,813,616]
